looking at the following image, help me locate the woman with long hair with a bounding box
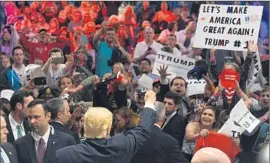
[182,106,218,161]
[48,18,60,34]
[72,45,93,75]
[113,107,139,135]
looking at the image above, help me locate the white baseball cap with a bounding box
[0,89,14,101]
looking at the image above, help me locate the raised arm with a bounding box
[123,90,157,158]
[93,21,109,49]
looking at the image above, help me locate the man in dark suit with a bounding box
[47,98,80,143]
[0,115,19,163]
[14,99,76,163]
[56,90,157,163]
[161,91,186,149]
[6,91,33,143]
[132,102,188,163]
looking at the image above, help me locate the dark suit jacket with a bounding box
[162,113,186,149]
[1,142,19,163]
[56,108,156,163]
[14,127,76,163]
[131,125,188,163]
[5,116,31,144]
[50,121,80,144]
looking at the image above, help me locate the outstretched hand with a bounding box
[157,65,171,78]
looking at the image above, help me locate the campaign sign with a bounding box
[193,4,263,51]
[152,51,195,80]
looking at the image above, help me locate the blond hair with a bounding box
[84,107,113,139]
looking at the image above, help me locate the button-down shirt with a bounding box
[8,114,26,140]
[32,126,51,154]
[133,40,163,65]
[0,147,10,163]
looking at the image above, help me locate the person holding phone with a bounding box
[133,27,163,65]
[42,48,74,89]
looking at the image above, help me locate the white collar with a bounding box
[142,40,156,47]
[166,111,177,122]
[154,123,161,129]
[8,114,24,131]
[32,125,51,145]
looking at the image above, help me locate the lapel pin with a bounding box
[53,142,56,145]
[9,152,12,155]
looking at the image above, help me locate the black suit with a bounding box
[50,121,80,144]
[132,125,188,163]
[14,126,76,163]
[162,113,186,149]
[56,108,156,163]
[5,116,31,144]
[1,142,19,163]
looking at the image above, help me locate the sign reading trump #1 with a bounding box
[193,4,263,51]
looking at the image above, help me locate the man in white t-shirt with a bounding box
[133,27,163,65]
[42,48,74,89]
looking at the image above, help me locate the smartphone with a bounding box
[81,35,88,45]
[133,65,140,77]
[51,56,65,64]
[33,77,47,86]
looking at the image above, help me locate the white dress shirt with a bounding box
[162,111,177,130]
[32,126,51,154]
[0,147,10,163]
[133,40,163,65]
[8,114,26,140]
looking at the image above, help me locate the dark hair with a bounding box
[195,59,209,71]
[38,29,47,33]
[106,27,115,33]
[164,91,181,105]
[199,106,219,129]
[10,91,31,112]
[167,22,176,32]
[261,86,269,93]
[28,99,51,114]
[170,76,187,88]
[168,33,176,39]
[12,46,24,56]
[139,58,151,66]
[48,48,63,57]
[47,98,65,120]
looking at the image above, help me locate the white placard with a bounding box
[245,49,262,90]
[218,99,261,136]
[230,99,260,133]
[218,117,246,137]
[234,108,261,133]
[186,79,206,97]
[193,4,263,51]
[152,51,195,80]
[138,74,154,89]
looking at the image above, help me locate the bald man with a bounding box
[191,147,231,163]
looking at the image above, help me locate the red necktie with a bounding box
[37,138,46,163]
